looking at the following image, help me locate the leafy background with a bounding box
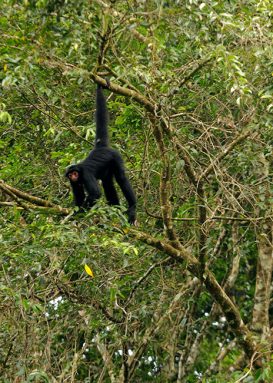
[1,1,273,382]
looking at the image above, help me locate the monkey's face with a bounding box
[68,170,79,182]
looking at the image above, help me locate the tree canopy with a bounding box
[0,1,273,382]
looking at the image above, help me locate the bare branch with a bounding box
[0,180,70,215]
[128,279,199,379]
[199,130,253,182]
[0,179,55,207]
[168,58,212,98]
[91,73,155,113]
[94,0,154,47]
[94,334,116,383]
[125,257,171,307]
[127,228,257,360]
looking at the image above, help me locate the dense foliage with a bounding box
[1,1,272,382]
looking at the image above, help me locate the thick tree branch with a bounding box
[149,115,180,245]
[0,180,69,215]
[0,201,19,207]
[128,228,257,360]
[0,180,55,207]
[0,183,30,211]
[181,223,242,378]
[205,340,237,377]
[94,334,116,383]
[91,74,155,113]
[252,153,273,348]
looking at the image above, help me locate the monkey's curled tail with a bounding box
[95,85,109,148]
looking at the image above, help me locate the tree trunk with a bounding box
[252,153,273,354]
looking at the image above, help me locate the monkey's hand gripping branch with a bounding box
[91,74,155,114]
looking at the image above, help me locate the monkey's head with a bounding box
[65,164,81,183]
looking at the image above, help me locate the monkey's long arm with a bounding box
[70,181,86,207]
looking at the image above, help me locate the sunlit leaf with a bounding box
[84,264,94,278]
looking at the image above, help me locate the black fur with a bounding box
[66,85,136,224]
[95,86,109,148]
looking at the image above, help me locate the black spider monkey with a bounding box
[65,83,137,224]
